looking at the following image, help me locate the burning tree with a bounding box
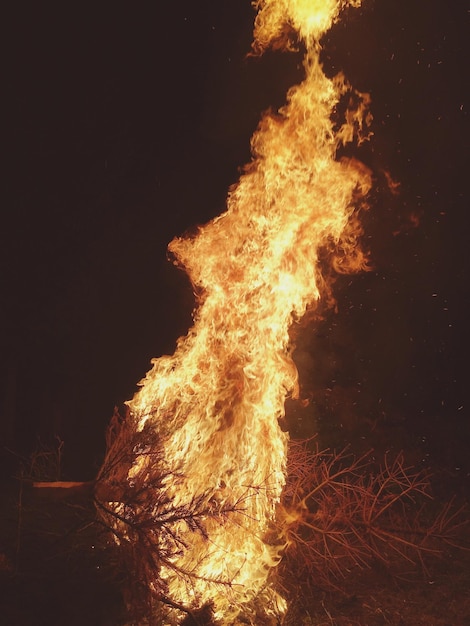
[93,0,372,622]
[95,409,286,625]
[87,1,466,625]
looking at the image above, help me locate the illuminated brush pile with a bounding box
[96,0,372,624]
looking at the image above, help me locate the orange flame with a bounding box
[123,0,371,621]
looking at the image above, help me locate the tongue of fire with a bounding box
[101,0,372,623]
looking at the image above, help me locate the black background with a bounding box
[2,0,468,479]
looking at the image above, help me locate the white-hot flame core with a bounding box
[126,0,369,621]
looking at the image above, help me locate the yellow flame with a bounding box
[123,0,370,622]
[253,0,362,49]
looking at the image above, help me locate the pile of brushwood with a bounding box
[1,410,468,625]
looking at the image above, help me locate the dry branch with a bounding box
[278,438,468,592]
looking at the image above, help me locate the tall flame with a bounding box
[120,0,370,622]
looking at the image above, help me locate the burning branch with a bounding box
[95,410,284,624]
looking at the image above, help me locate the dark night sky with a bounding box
[2,1,469,479]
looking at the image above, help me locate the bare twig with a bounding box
[278,439,468,591]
